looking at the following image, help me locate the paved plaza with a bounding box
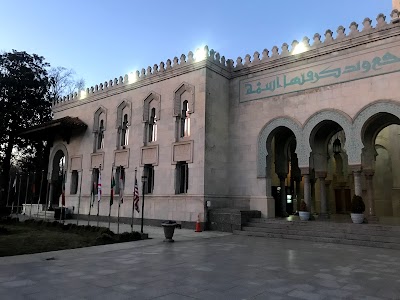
[0,227,400,300]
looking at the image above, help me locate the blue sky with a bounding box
[0,0,391,89]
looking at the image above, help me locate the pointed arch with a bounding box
[353,100,400,166]
[93,105,107,132]
[116,100,132,128]
[173,82,195,116]
[257,116,302,177]
[143,92,161,122]
[48,143,69,180]
[302,109,353,167]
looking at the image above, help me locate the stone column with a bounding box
[341,187,346,213]
[317,172,328,219]
[278,173,288,217]
[266,167,272,198]
[303,174,311,211]
[48,180,54,209]
[295,179,301,212]
[364,169,379,222]
[353,170,362,196]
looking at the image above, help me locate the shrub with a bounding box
[98,227,114,236]
[300,201,308,212]
[95,233,115,245]
[0,226,10,235]
[351,195,365,214]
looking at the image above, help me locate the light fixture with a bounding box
[333,135,342,154]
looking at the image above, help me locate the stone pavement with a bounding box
[0,230,400,299]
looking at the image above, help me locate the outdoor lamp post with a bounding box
[140,175,147,233]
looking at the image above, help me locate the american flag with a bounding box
[133,176,140,213]
[97,170,102,202]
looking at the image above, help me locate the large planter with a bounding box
[162,221,177,242]
[351,213,364,224]
[299,211,310,221]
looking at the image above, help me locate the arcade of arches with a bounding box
[259,102,400,220]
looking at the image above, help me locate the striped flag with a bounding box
[97,170,102,202]
[133,175,140,213]
[119,170,124,204]
[110,170,115,206]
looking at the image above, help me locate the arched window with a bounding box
[148,108,157,142]
[143,92,161,145]
[93,106,107,153]
[121,114,129,147]
[116,101,131,149]
[174,82,194,141]
[180,100,190,138]
[97,119,105,149]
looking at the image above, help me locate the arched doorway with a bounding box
[302,110,353,218]
[48,144,68,209]
[266,127,300,217]
[258,117,302,218]
[309,120,348,218]
[361,112,400,219]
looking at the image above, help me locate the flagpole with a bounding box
[44,180,50,221]
[97,165,101,227]
[131,168,137,232]
[76,168,83,225]
[23,173,30,216]
[29,172,36,219]
[37,170,44,218]
[59,159,64,223]
[16,173,22,217]
[108,164,114,230]
[117,201,120,234]
[88,187,93,226]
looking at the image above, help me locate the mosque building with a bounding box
[23,2,400,228]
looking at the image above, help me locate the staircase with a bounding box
[36,210,55,219]
[233,218,400,250]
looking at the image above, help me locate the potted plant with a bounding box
[299,200,310,221]
[351,195,365,224]
[161,220,179,242]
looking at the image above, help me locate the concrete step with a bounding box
[36,211,55,218]
[244,222,400,237]
[241,226,400,243]
[233,230,400,250]
[249,218,400,232]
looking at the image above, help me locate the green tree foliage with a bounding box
[0,50,53,205]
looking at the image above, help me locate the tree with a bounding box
[0,50,53,206]
[48,67,85,100]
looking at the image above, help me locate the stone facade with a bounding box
[48,9,400,224]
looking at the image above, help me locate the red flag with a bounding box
[133,176,140,213]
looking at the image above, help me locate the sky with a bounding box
[0,0,392,89]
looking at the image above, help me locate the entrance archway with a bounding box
[48,144,68,209]
[258,117,302,217]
